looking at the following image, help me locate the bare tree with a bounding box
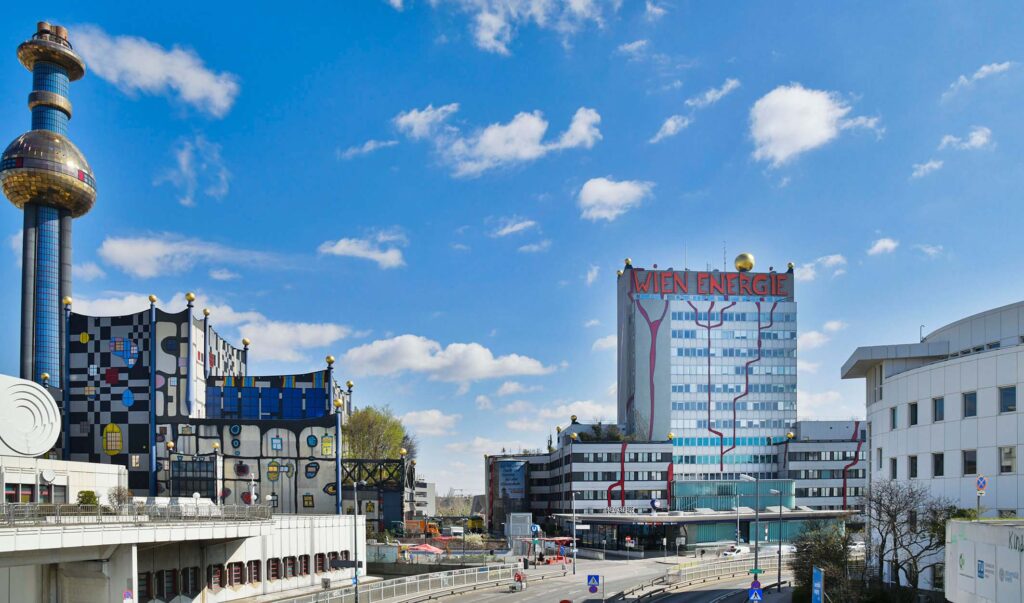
[864,480,957,599]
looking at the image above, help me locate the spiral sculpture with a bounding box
[0,373,61,457]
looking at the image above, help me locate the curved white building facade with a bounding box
[843,302,1024,590]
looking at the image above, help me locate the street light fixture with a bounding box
[568,431,578,575]
[739,474,759,574]
[770,488,783,593]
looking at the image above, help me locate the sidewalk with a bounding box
[230,575,384,603]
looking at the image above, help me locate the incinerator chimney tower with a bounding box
[0,22,96,387]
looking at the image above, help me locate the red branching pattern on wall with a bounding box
[842,420,863,510]
[689,300,736,471]
[723,302,777,462]
[635,300,670,439]
[607,441,629,507]
[666,460,674,508]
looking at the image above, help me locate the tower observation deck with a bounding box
[0,22,96,388]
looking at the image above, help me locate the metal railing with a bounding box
[0,503,273,526]
[272,564,518,603]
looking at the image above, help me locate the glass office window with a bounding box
[241,387,260,419]
[933,397,944,422]
[890,407,897,429]
[963,392,977,417]
[909,456,918,478]
[890,458,897,479]
[1000,446,1016,473]
[1000,386,1017,413]
[933,453,944,477]
[963,450,977,475]
[909,403,918,426]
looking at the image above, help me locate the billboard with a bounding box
[497,460,527,500]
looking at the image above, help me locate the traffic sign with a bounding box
[531,524,540,533]
[977,475,987,491]
[589,586,598,593]
[587,575,601,586]
[977,491,986,497]
[749,568,764,575]
[750,580,761,589]
[575,524,591,530]
[559,545,566,556]
[748,588,763,601]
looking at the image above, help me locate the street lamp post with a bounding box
[569,430,578,575]
[739,474,759,574]
[735,492,741,545]
[353,479,367,603]
[770,488,783,593]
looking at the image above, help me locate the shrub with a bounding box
[76,490,98,505]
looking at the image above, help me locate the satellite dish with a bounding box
[40,469,56,484]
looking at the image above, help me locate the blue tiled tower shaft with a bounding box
[0,22,95,387]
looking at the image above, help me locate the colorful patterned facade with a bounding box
[64,302,351,514]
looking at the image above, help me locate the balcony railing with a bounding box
[0,503,272,527]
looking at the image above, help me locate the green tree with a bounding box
[789,520,856,602]
[343,406,407,459]
[76,490,98,505]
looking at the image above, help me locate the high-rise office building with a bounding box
[617,254,797,480]
[0,22,96,388]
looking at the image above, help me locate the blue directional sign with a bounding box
[531,524,540,534]
[748,588,763,601]
[977,475,987,491]
[811,566,824,603]
[587,575,600,586]
[559,545,566,556]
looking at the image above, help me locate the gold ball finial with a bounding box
[667,432,675,440]
[203,308,210,317]
[556,426,562,433]
[569,432,578,441]
[62,296,72,307]
[325,355,335,366]
[185,292,196,303]
[786,431,795,440]
[624,258,632,267]
[734,253,755,273]
[212,441,220,450]
[166,441,175,451]
[787,262,795,270]
[570,414,578,423]
[411,459,417,466]
[241,338,251,347]
[617,270,623,277]
[40,372,50,383]
[148,294,158,303]
[333,398,344,409]
[346,380,354,389]
[399,447,408,456]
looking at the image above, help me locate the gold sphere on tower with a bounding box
[570,414,578,423]
[786,431,795,440]
[40,372,49,383]
[617,270,623,276]
[399,448,408,456]
[241,338,251,347]
[624,258,632,267]
[185,292,196,303]
[333,398,344,409]
[62,296,72,306]
[787,262,795,270]
[556,426,562,433]
[325,355,335,366]
[148,294,157,303]
[212,441,220,450]
[166,440,175,451]
[734,252,755,273]
[202,308,210,317]
[569,432,578,441]
[346,380,354,389]
[667,432,675,440]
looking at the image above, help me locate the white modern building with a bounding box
[944,519,1024,602]
[412,479,436,517]
[783,420,867,512]
[842,301,1024,590]
[617,256,797,481]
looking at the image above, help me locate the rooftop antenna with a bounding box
[919,325,925,342]
[723,242,727,272]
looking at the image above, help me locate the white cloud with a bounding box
[617,39,649,59]
[584,319,600,328]
[942,62,1013,100]
[75,262,106,281]
[445,436,537,456]
[750,84,881,166]
[338,139,399,160]
[518,240,551,253]
[938,126,992,150]
[823,320,847,332]
[475,395,493,410]
[73,292,353,364]
[385,0,404,10]
[644,1,667,20]
[793,254,847,282]
[867,237,899,255]
[649,115,691,143]
[98,234,273,278]
[506,419,544,432]
[537,399,615,423]
[451,243,471,252]
[798,390,864,420]
[154,135,230,207]
[577,176,654,221]
[341,334,555,383]
[433,0,616,55]
[73,25,239,117]
[501,400,535,413]
[796,359,820,374]
[911,159,943,179]
[319,229,407,269]
[586,264,600,286]
[685,78,741,108]
[497,381,542,397]
[8,231,21,257]
[208,268,239,281]
[395,104,601,176]
[592,335,616,351]
[914,244,944,258]
[492,217,537,237]
[402,409,461,437]
[798,330,829,350]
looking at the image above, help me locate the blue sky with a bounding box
[2,2,1023,494]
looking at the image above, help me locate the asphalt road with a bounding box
[443,558,670,602]
[658,573,793,603]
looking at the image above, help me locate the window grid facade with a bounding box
[33,205,61,382]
